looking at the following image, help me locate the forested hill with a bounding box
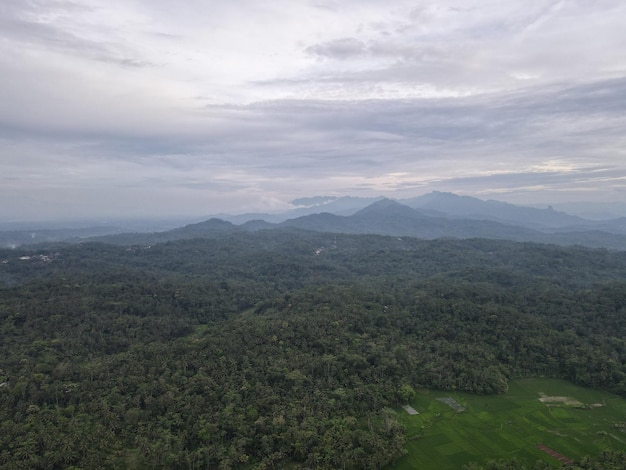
[2,231,626,468]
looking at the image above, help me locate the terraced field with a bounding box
[390,378,626,469]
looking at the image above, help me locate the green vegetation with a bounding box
[2,231,626,468]
[394,378,626,469]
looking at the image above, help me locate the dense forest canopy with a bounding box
[2,230,626,468]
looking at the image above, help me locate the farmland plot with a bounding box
[391,378,626,470]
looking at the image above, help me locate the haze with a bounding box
[2,1,626,222]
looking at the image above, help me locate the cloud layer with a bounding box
[1,0,625,220]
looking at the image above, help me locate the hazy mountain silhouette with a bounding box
[218,192,626,235]
[281,198,545,241]
[400,191,590,229]
[7,193,626,250]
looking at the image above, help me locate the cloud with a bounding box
[1,1,626,220]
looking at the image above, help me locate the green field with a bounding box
[390,378,626,469]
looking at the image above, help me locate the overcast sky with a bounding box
[2,0,626,221]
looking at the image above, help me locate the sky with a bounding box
[1,0,626,221]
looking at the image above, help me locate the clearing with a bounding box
[538,393,583,406]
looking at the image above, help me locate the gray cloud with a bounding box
[1,1,625,220]
[5,78,626,185]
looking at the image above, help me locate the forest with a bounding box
[2,229,626,469]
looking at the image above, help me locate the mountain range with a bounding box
[220,191,626,232]
[275,198,626,249]
[3,192,626,249]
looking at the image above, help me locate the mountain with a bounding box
[400,191,591,230]
[283,199,540,240]
[220,192,626,235]
[280,199,626,250]
[8,193,626,250]
[352,198,421,218]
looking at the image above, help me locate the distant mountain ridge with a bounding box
[282,199,544,241]
[400,191,590,230]
[96,198,626,251]
[217,192,626,235]
[4,192,626,250]
[280,198,626,249]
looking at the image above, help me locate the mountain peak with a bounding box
[353,198,415,216]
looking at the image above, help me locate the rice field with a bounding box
[390,378,626,469]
